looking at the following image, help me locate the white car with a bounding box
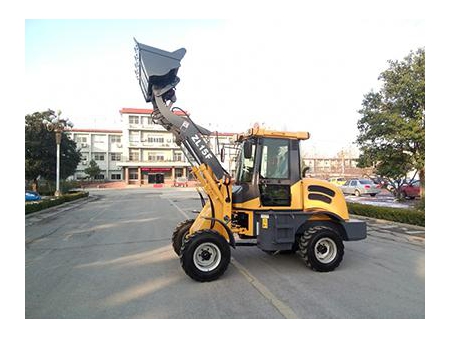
[340,179,381,197]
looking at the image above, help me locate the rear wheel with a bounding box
[299,225,344,272]
[180,229,231,282]
[172,219,195,256]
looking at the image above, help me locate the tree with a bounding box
[84,160,101,180]
[356,48,425,197]
[25,111,81,191]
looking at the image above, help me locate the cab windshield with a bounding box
[235,141,255,183]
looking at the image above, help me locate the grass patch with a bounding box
[25,191,89,215]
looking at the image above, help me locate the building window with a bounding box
[129,116,139,125]
[148,153,164,161]
[76,135,88,143]
[111,173,121,180]
[129,150,139,161]
[129,131,139,143]
[81,153,88,161]
[141,116,154,125]
[174,152,183,162]
[148,136,165,143]
[94,174,105,180]
[129,172,138,179]
[111,153,121,161]
[93,153,105,161]
[92,134,105,143]
[110,135,121,143]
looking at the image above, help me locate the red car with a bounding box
[399,180,420,199]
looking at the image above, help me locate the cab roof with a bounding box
[235,126,310,142]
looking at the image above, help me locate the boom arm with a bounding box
[134,39,226,181]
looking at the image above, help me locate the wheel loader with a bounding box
[133,39,367,282]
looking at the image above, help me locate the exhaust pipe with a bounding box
[134,38,186,103]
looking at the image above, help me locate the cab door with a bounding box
[258,138,296,207]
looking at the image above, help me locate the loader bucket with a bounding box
[134,38,186,102]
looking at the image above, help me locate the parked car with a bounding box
[26,190,41,201]
[399,180,420,199]
[328,177,347,186]
[368,176,389,189]
[173,177,189,187]
[340,179,381,197]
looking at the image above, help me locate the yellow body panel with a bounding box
[302,178,349,221]
[189,201,230,240]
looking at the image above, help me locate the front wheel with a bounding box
[299,225,344,272]
[180,229,231,282]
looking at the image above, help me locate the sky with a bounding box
[25,18,426,157]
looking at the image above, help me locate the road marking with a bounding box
[231,258,298,319]
[167,198,191,219]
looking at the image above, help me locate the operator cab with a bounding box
[232,127,309,207]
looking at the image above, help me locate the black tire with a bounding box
[299,225,344,272]
[180,229,231,282]
[354,189,361,197]
[172,219,195,256]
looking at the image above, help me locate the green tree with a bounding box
[25,111,81,191]
[356,48,425,197]
[84,160,101,180]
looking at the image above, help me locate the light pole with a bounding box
[43,109,74,196]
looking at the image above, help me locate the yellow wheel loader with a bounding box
[134,40,367,282]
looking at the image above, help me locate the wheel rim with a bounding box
[314,237,337,264]
[193,242,221,272]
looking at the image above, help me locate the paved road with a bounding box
[25,187,424,318]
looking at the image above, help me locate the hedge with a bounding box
[25,191,89,215]
[347,202,425,227]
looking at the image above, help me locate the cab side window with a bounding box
[260,138,289,179]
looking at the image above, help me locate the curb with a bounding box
[350,214,425,231]
[351,214,425,243]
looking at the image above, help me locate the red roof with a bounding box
[120,107,188,116]
[119,108,153,114]
[70,128,122,134]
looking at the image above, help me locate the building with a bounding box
[303,157,372,179]
[117,108,190,184]
[68,129,123,181]
[69,108,237,185]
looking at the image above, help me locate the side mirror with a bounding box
[302,166,310,178]
[220,146,225,163]
[243,141,253,159]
